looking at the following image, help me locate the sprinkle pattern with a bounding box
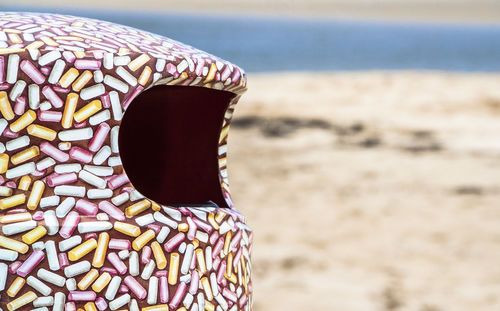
[0,12,252,311]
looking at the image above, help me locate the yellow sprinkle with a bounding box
[11,146,39,165]
[0,48,25,55]
[204,301,215,311]
[7,276,25,297]
[0,193,26,210]
[178,223,188,232]
[9,110,36,132]
[114,221,141,237]
[207,213,219,230]
[138,65,152,86]
[132,229,155,251]
[21,225,47,244]
[204,63,217,83]
[92,232,109,268]
[151,241,167,270]
[219,125,229,144]
[0,153,8,174]
[72,70,92,92]
[151,201,161,212]
[125,199,151,218]
[24,41,43,50]
[78,269,99,290]
[168,252,179,285]
[223,231,232,255]
[8,33,22,44]
[167,72,188,85]
[0,91,14,120]
[141,305,169,311]
[192,239,199,249]
[0,235,28,253]
[201,276,213,301]
[226,252,233,277]
[6,290,37,311]
[18,175,31,191]
[61,92,78,129]
[128,54,150,71]
[215,211,225,223]
[27,124,57,141]
[226,272,237,284]
[196,249,207,275]
[27,180,44,210]
[0,212,31,224]
[0,186,12,196]
[59,68,79,89]
[69,238,97,261]
[91,272,111,293]
[84,302,98,311]
[3,29,22,34]
[69,32,102,42]
[73,99,102,122]
[74,51,86,59]
[40,36,58,46]
[53,36,84,41]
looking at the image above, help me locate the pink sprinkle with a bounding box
[13,96,26,115]
[212,257,220,270]
[69,146,93,163]
[100,93,110,108]
[189,270,199,295]
[3,127,19,138]
[195,58,205,76]
[164,232,185,252]
[230,230,242,251]
[52,85,70,93]
[32,211,44,220]
[40,66,51,76]
[159,276,169,303]
[85,233,98,240]
[140,246,151,264]
[75,199,98,216]
[108,173,130,190]
[31,169,46,176]
[192,218,213,234]
[166,63,176,75]
[65,302,76,311]
[88,123,110,152]
[217,261,227,285]
[40,141,69,162]
[46,172,76,187]
[0,56,5,83]
[74,59,101,70]
[38,110,62,122]
[109,239,131,250]
[63,51,76,63]
[233,248,242,268]
[107,252,127,275]
[179,207,192,216]
[122,85,143,110]
[239,294,247,308]
[232,69,241,83]
[147,224,161,234]
[68,291,96,301]
[186,217,197,240]
[0,83,9,90]
[73,120,88,128]
[209,231,219,245]
[118,284,129,293]
[42,85,63,108]
[221,66,232,81]
[17,250,45,277]
[95,297,107,311]
[4,181,16,188]
[59,211,80,238]
[20,59,46,84]
[212,237,224,259]
[98,201,125,221]
[154,270,168,278]
[8,261,22,274]
[124,276,147,299]
[169,280,187,309]
[100,267,118,276]
[6,208,26,215]
[223,287,238,303]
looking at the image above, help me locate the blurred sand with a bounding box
[229,72,500,311]
[8,0,500,23]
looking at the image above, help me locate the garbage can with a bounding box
[0,12,252,311]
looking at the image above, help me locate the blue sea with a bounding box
[1,6,500,72]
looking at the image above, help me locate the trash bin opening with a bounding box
[118,85,235,208]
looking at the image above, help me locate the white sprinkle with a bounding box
[64,261,91,277]
[2,220,37,236]
[32,241,45,250]
[109,294,130,311]
[39,100,52,111]
[111,192,129,206]
[154,212,178,229]
[109,91,123,121]
[129,299,139,311]
[55,197,76,218]
[28,84,40,109]
[183,293,193,309]
[89,109,110,126]
[33,296,54,307]
[6,54,20,84]
[53,292,65,311]
[205,246,213,271]
[80,83,105,100]
[116,66,137,86]
[147,276,158,305]
[87,188,113,199]
[114,56,130,66]
[135,214,154,227]
[38,50,61,66]
[93,146,111,165]
[141,258,155,280]
[58,127,93,141]
[104,75,129,94]
[181,244,194,274]
[0,248,18,261]
[96,213,109,221]
[55,186,85,199]
[58,235,82,252]
[105,276,122,300]
[118,250,130,260]
[0,263,6,291]
[79,169,107,189]
[94,70,104,83]
[177,59,188,73]
[129,251,139,276]
[0,142,4,153]
[54,163,81,174]
[65,278,77,291]
[6,162,35,179]
[162,206,182,221]
[108,156,122,167]
[197,292,205,310]
[28,48,41,61]
[156,59,166,72]
[219,222,232,235]
[9,80,26,101]
[43,210,59,235]
[6,135,30,151]
[40,196,60,209]
[58,142,71,151]
[157,227,170,244]
[45,240,60,271]
[129,190,145,201]
[83,164,113,176]
[36,157,56,172]
[110,126,119,153]
[27,276,52,296]
[196,231,209,244]
[0,119,7,137]
[48,59,65,84]
[77,221,112,234]
[104,53,114,69]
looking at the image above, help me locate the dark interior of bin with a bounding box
[118,85,235,209]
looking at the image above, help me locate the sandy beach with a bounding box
[230,72,500,311]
